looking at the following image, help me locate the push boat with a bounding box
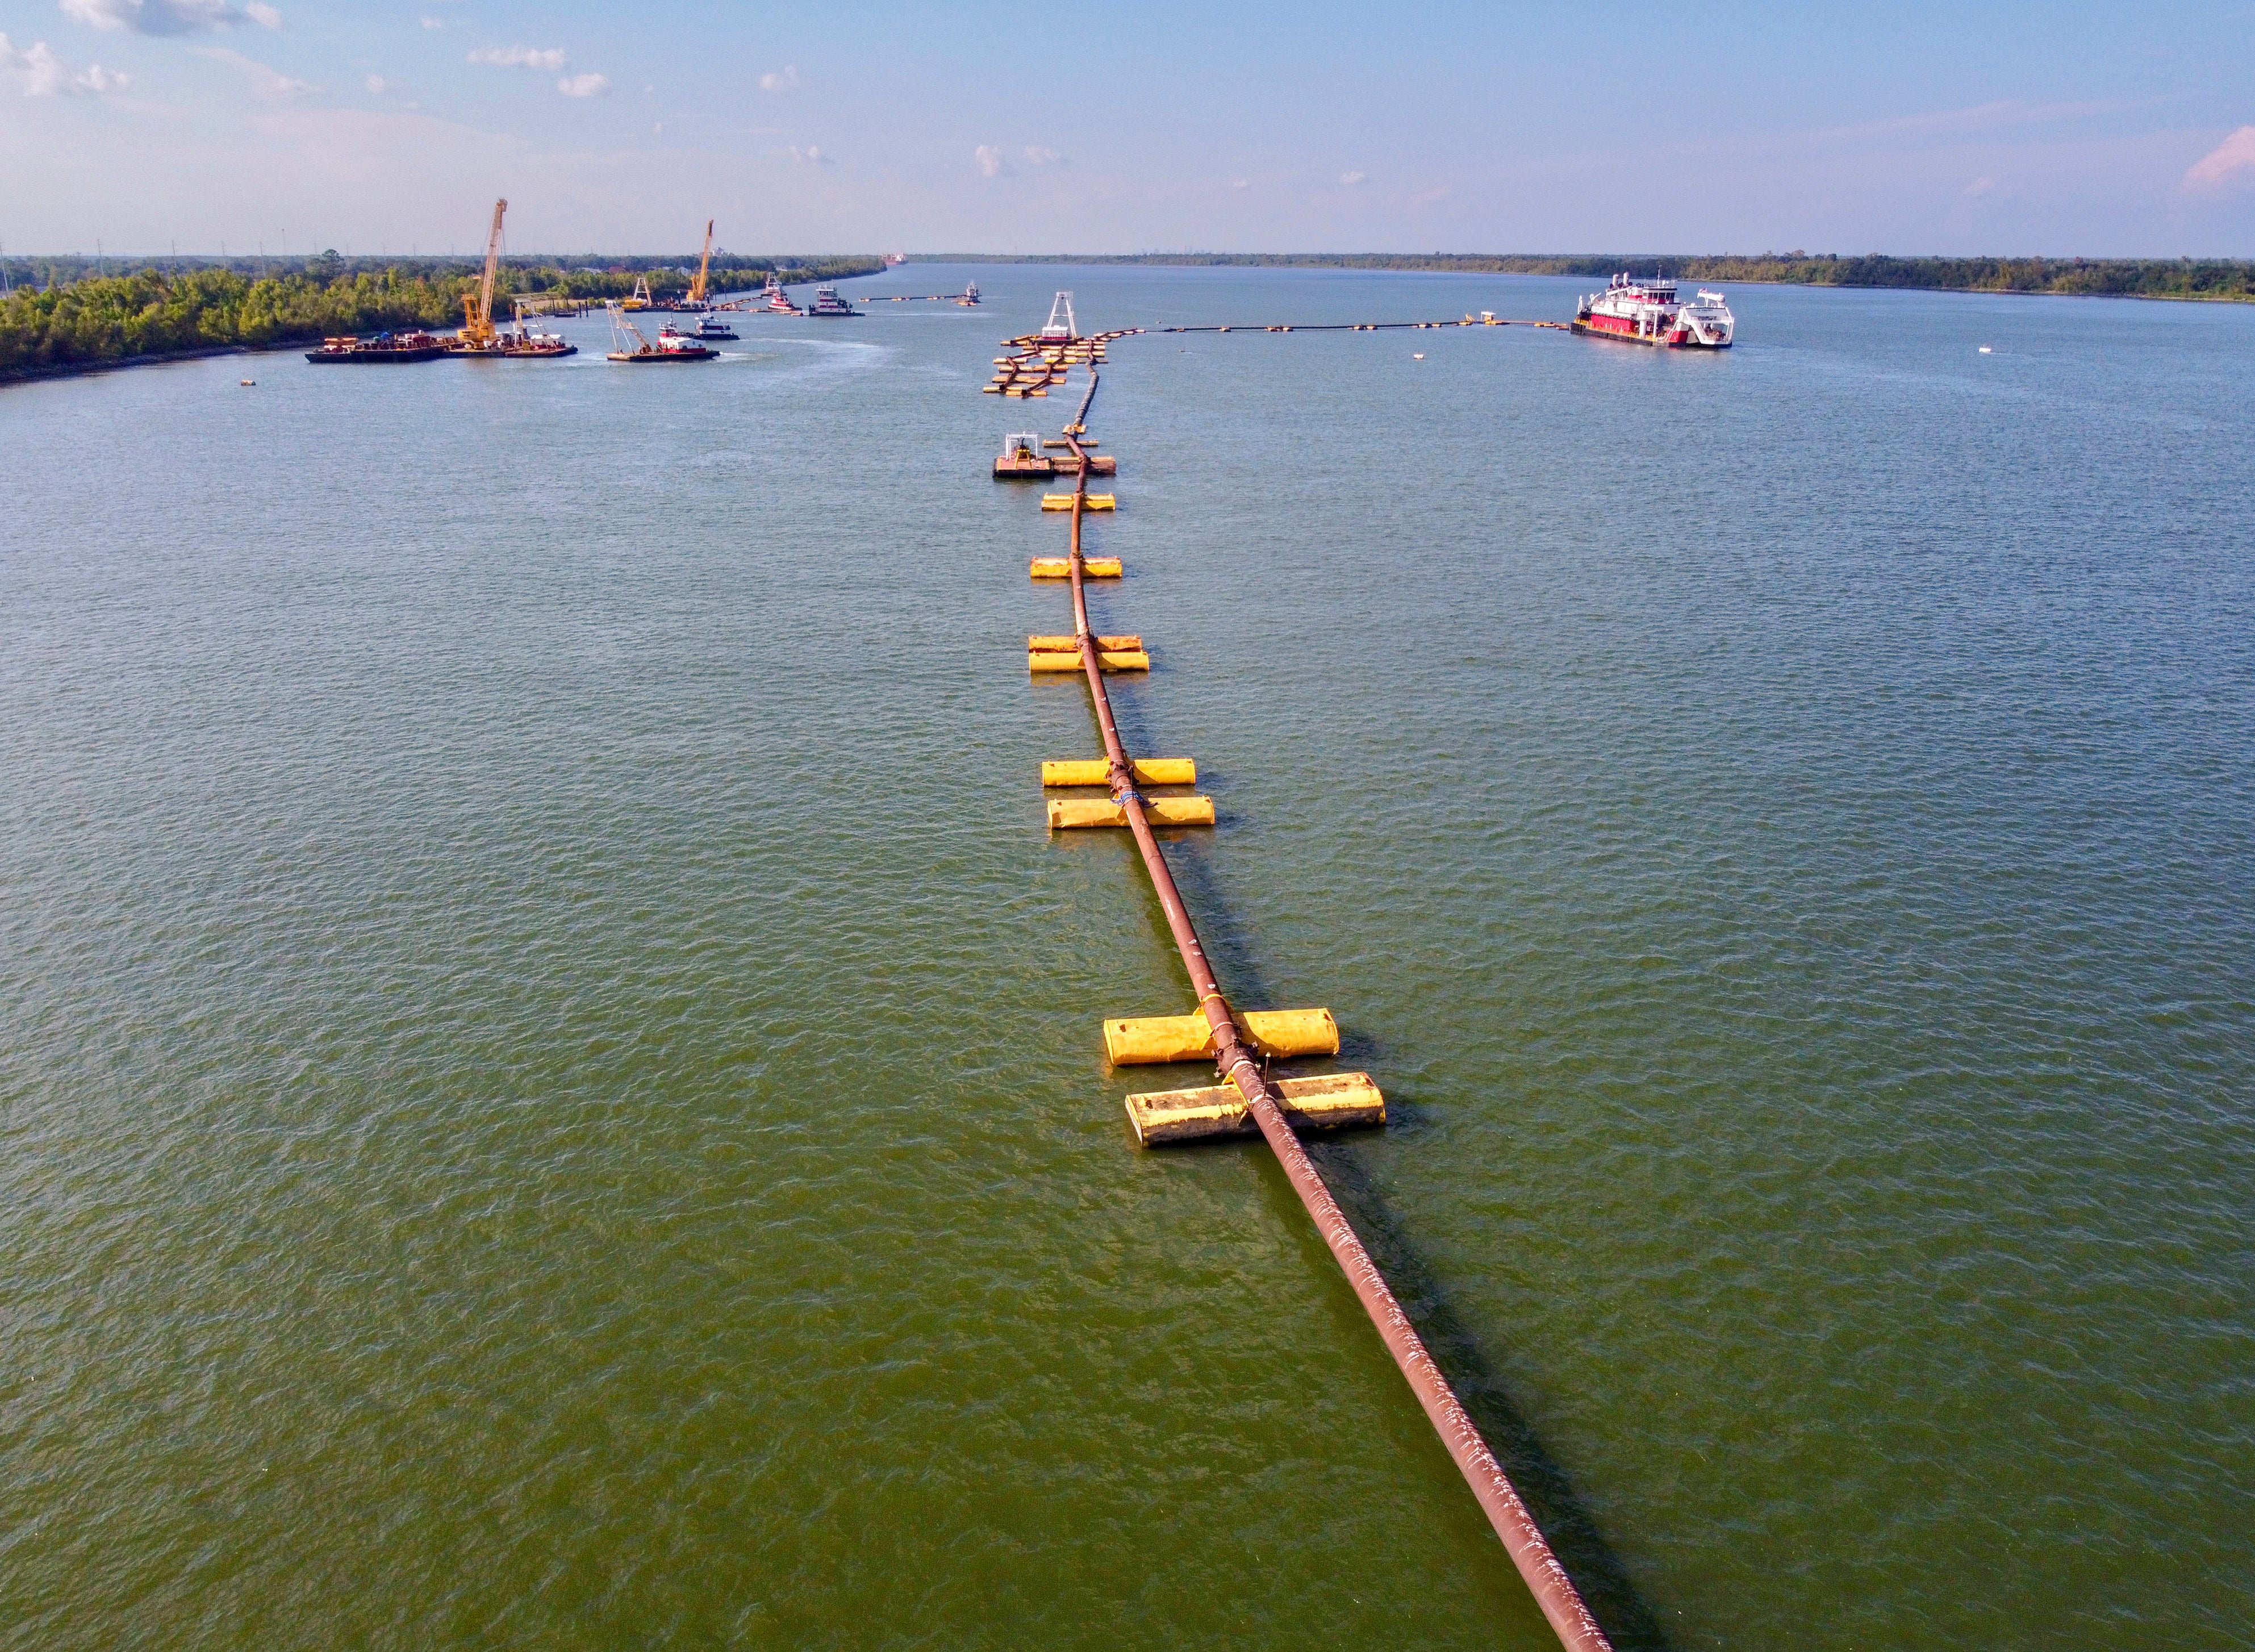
[604,301,717,362]
[304,331,447,364]
[805,285,859,318]
[763,279,803,315]
[690,313,738,340]
[1571,275,1734,348]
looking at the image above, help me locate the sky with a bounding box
[2,0,2253,257]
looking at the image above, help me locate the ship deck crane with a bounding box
[459,198,507,350]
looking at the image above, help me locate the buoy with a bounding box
[1042,493,1117,511]
[1103,1007,1340,1065]
[1032,557,1121,578]
[1124,1071,1385,1146]
[1979,346,1992,354]
[1047,795,1214,829]
[1413,352,1425,360]
[239,378,255,386]
[1041,757,1195,787]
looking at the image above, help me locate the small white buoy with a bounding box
[1978,347,1991,354]
[1412,352,1425,360]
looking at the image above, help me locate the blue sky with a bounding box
[3,0,2252,256]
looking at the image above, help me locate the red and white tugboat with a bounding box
[762,278,803,315]
[1572,274,1734,348]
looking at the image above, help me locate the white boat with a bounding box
[806,285,859,318]
[1571,274,1734,348]
[691,313,738,340]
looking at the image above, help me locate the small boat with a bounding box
[993,431,1053,479]
[958,281,981,306]
[691,312,738,340]
[1571,274,1735,348]
[806,285,860,318]
[604,301,716,362]
[763,279,803,315]
[304,331,447,364]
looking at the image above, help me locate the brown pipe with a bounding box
[1053,374,1614,1652]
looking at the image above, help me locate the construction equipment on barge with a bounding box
[1003,295,1616,1652]
[604,300,715,362]
[447,200,575,357]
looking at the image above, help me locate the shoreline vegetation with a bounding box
[919,251,2255,302]
[0,252,885,381]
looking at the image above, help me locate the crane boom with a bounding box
[460,197,507,348]
[690,219,714,307]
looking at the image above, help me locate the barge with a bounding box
[304,331,446,364]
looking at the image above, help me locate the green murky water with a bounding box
[3,266,2250,1649]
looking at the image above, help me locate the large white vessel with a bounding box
[1572,274,1734,348]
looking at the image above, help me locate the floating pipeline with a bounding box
[1002,312,1614,1652]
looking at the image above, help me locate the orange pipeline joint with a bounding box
[1047,796,1214,829]
[1125,1071,1386,1146]
[1032,557,1121,579]
[1041,757,1195,787]
[1103,1007,1339,1065]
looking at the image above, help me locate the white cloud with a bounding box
[788,143,830,164]
[1228,177,1249,190]
[1339,169,1367,186]
[975,143,1005,177]
[556,71,607,97]
[1,31,131,94]
[191,44,314,95]
[468,43,565,70]
[419,15,444,27]
[364,73,386,93]
[1022,145,1062,165]
[61,0,278,34]
[1961,176,1998,198]
[758,64,797,91]
[2183,126,2255,191]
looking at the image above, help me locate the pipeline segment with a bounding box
[1037,364,1615,1652]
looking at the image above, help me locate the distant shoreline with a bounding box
[905,252,2255,304]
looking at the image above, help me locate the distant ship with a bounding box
[1572,275,1734,348]
[806,285,860,318]
[304,331,446,364]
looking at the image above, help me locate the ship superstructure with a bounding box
[1572,274,1734,348]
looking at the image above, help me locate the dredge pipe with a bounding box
[1057,374,1614,1652]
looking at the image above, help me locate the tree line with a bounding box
[0,255,887,377]
[918,251,2255,302]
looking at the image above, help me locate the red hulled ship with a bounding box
[1572,274,1735,348]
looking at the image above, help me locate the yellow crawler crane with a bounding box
[457,197,507,351]
[686,219,714,310]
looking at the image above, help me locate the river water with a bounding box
[3,265,2250,1650]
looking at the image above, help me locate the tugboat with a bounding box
[304,330,447,364]
[604,301,716,362]
[762,278,803,315]
[806,285,860,318]
[1571,274,1734,348]
[690,312,738,340]
[958,281,981,307]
